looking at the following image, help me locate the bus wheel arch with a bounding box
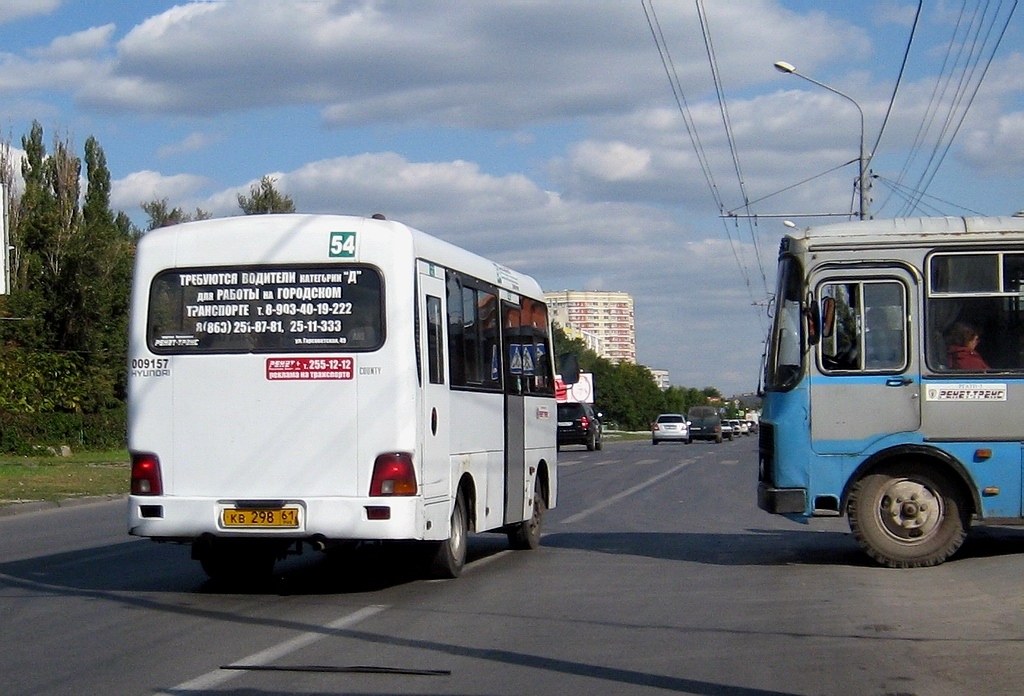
[844,448,974,568]
[508,461,549,551]
[428,476,473,579]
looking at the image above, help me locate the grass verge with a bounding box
[0,449,129,506]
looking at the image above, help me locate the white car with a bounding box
[728,419,750,436]
[652,413,689,444]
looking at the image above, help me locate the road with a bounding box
[4,436,1024,695]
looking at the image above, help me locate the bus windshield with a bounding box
[147,264,384,353]
[765,254,803,391]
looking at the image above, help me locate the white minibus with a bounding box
[127,214,560,581]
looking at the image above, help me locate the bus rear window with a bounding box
[147,264,384,354]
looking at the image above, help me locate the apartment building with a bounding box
[545,290,636,364]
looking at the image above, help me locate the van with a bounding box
[686,406,723,443]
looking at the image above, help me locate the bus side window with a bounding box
[819,283,860,370]
[426,296,444,384]
[819,280,906,372]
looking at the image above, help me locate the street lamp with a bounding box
[773,60,869,219]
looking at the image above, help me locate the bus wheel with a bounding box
[508,487,546,550]
[848,463,969,568]
[429,490,468,578]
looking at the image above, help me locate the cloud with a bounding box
[157,132,219,159]
[0,0,60,26]
[111,169,209,212]
[61,0,865,130]
[28,24,114,59]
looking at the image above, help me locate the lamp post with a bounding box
[773,60,869,219]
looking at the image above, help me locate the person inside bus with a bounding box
[946,321,990,370]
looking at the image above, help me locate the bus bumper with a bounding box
[127,495,431,541]
[757,482,806,515]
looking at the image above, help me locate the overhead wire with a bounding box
[638,0,770,339]
[695,0,771,301]
[908,0,1017,210]
[641,0,769,337]
[888,0,1017,216]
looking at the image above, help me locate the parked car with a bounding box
[557,402,603,451]
[686,406,723,443]
[652,413,689,445]
[728,419,749,436]
[720,420,734,441]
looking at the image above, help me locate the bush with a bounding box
[0,406,126,454]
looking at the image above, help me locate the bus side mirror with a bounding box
[821,296,836,339]
[805,293,822,346]
[558,353,580,385]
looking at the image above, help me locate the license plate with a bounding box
[221,507,300,528]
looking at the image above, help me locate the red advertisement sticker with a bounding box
[266,357,354,380]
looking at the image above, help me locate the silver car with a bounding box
[652,413,689,445]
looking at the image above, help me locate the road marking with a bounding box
[559,458,695,524]
[156,604,387,694]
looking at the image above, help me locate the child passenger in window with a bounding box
[947,322,990,370]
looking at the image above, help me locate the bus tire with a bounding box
[848,463,969,568]
[508,487,546,550]
[429,490,468,578]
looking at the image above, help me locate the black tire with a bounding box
[595,432,603,451]
[848,463,969,568]
[652,439,659,445]
[429,490,469,578]
[715,434,723,444]
[586,431,596,451]
[685,438,692,445]
[508,485,546,550]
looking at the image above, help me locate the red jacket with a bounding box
[948,345,989,370]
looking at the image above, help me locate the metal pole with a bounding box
[774,62,868,219]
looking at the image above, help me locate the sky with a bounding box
[0,0,1022,397]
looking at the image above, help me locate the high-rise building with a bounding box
[545,290,636,364]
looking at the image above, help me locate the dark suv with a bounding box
[557,402,603,451]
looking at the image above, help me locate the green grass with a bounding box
[0,449,129,506]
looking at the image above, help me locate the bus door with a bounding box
[502,299,527,525]
[417,262,450,502]
[811,268,921,454]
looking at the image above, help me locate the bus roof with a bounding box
[788,215,1024,251]
[139,213,546,299]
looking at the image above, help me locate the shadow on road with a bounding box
[542,524,1024,567]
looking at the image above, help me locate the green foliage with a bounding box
[238,175,296,214]
[142,198,211,230]
[0,406,126,455]
[1,123,139,423]
[0,348,87,413]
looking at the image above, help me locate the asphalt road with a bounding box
[4,436,1024,695]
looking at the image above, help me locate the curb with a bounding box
[0,494,127,518]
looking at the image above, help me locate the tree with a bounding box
[237,175,295,214]
[0,124,138,412]
[141,198,211,230]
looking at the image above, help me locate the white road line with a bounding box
[156,604,387,694]
[559,458,695,525]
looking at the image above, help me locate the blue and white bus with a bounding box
[127,214,560,581]
[759,215,1024,567]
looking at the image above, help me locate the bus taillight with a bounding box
[131,453,163,495]
[370,453,417,496]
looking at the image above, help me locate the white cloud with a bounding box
[157,132,219,159]
[111,169,209,212]
[29,24,114,59]
[0,0,60,25]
